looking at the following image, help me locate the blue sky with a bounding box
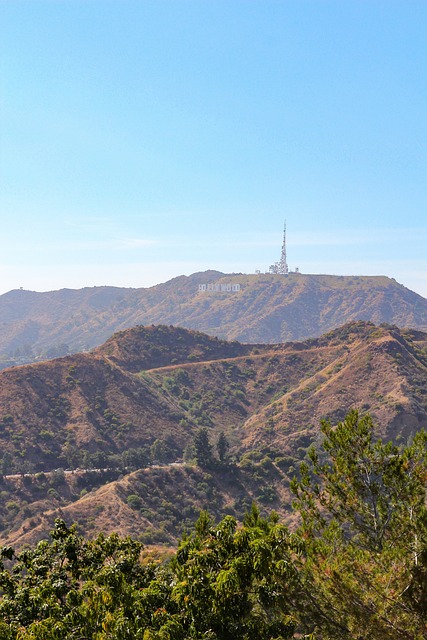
[1,0,426,296]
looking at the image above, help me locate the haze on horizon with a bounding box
[1,1,426,297]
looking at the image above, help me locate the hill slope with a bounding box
[1,322,427,546]
[1,271,427,361]
[0,326,263,472]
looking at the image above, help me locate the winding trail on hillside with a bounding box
[143,345,339,374]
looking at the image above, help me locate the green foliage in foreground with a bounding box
[292,410,427,639]
[2,411,427,639]
[0,509,298,640]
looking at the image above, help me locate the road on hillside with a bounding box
[3,462,184,480]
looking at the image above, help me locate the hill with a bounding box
[0,326,262,472]
[1,322,427,546]
[1,271,427,363]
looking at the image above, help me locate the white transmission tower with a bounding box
[269,222,289,275]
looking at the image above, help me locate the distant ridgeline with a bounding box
[198,282,241,293]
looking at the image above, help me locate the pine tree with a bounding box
[216,431,230,463]
[291,410,427,638]
[193,427,214,468]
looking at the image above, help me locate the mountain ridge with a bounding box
[1,271,427,363]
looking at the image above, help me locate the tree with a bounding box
[291,410,427,639]
[0,513,300,640]
[0,519,155,639]
[170,506,298,639]
[216,431,230,463]
[193,427,214,468]
[183,441,195,463]
[0,452,14,475]
[150,438,166,464]
[60,441,80,469]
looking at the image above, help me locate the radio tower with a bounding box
[278,221,289,274]
[269,221,289,274]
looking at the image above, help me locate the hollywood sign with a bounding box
[198,283,241,293]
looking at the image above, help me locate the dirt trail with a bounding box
[145,345,339,374]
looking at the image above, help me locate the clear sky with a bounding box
[1,0,426,296]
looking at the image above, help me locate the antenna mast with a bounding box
[278,221,288,274]
[269,221,289,275]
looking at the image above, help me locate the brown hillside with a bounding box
[0,348,189,471]
[0,461,293,550]
[1,271,426,361]
[0,325,269,473]
[95,324,257,372]
[237,324,427,455]
[1,321,427,546]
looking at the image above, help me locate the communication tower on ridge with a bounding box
[269,222,289,275]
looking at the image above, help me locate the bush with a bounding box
[127,494,142,510]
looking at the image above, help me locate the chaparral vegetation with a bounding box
[2,411,427,639]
